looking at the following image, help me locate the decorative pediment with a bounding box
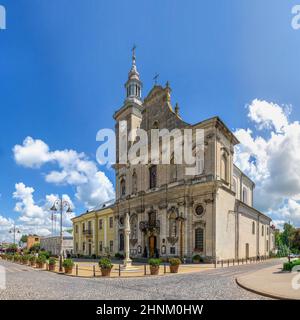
[130,239,138,247]
[167,237,178,245]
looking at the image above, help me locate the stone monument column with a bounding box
[123,212,132,267]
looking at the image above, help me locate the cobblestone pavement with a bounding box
[0,259,283,300]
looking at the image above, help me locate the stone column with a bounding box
[123,212,132,267]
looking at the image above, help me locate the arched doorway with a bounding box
[148,235,157,258]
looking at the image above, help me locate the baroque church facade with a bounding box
[112,50,275,262]
[73,50,275,262]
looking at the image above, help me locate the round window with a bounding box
[195,205,204,216]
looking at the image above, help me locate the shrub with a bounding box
[36,255,46,264]
[192,255,204,262]
[99,258,113,269]
[115,252,124,259]
[62,259,74,268]
[48,257,56,266]
[148,258,161,266]
[21,255,29,263]
[29,255,36,262]
[39,250,50,259]
[169,258,181,266]
[283,259,300,272]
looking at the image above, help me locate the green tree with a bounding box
[281,223,295,248]
[20,234,28,243]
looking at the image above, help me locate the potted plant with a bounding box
[169,258,181,273]
[192,254,202,263]
[48,257,56,271]
[36,255,46,268]
[62,259,74,274]
[21,255,29,265]
[98,257,113,276]
[148,258,161,275]
[29,255,36,266]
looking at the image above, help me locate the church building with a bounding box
[113,49,275,262]
[73,49,275,262]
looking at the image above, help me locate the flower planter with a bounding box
[169,265,179,273]
[150,265,160,275]
[193,259,200,264]
[100,267,112,277]
[30,261,36,267]
[36,262,45,269]
[64,267,73,274]
[48,264,56,272]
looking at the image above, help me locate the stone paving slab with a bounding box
[236,263,300,300]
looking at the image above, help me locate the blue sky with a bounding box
[1,0,300,239]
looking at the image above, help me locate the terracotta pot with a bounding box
[64,267,73,274]
[150,265,160,275]
[30,261,36,267]
[169,265,179,273]
[100,267,112,277]
[36,262,44,269]
[48,264,55,271]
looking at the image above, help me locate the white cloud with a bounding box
[247,99,290,133]
[13,137,115,209]
[234,99,300,227]
[0,215,14,243]
[11,182,75,237]
[13,137,52,168]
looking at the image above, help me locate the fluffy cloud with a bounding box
[12,182,75,238]
[0,215,15,243]
[234,99,300,227]
[13,138,115,209]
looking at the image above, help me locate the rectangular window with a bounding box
[75,225,78,233]
[82,223,85,232]
[109,240,113,252]
[99,219,103,230]
[109,217,113,228]
[88,221,92,231]
[195,228,204,251]
[75,242,78,251]
[262,226,264,236]
[170,247,175,254]
[83,242,85,251]
[99,241,103,252]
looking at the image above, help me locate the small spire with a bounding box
[175,102,179,115]
[166,81,170,88]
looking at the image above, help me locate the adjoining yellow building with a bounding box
[72,206,115,257]
[27,235,40,250]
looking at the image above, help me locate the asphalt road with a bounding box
[0,258,282,300]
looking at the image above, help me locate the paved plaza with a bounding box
[0,258,284,300]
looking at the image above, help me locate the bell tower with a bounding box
[113,47,143,200]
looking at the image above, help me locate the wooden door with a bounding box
[149,236,156,257]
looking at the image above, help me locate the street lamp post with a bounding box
[9,222,20,245]
[50,196,72,272]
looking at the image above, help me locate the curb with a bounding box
[235,277,298,300]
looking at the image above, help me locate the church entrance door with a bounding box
[149,236,156,258]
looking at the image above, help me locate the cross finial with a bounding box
[132,44,136,57]
[153,73,159,85]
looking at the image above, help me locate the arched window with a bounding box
[195,228,204,251]
[242,187,248,204]
[221,154,228,181]
[120,178,126,196]
[149,165,157,189]
[252,221,255,235]
[132,171,137,194]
